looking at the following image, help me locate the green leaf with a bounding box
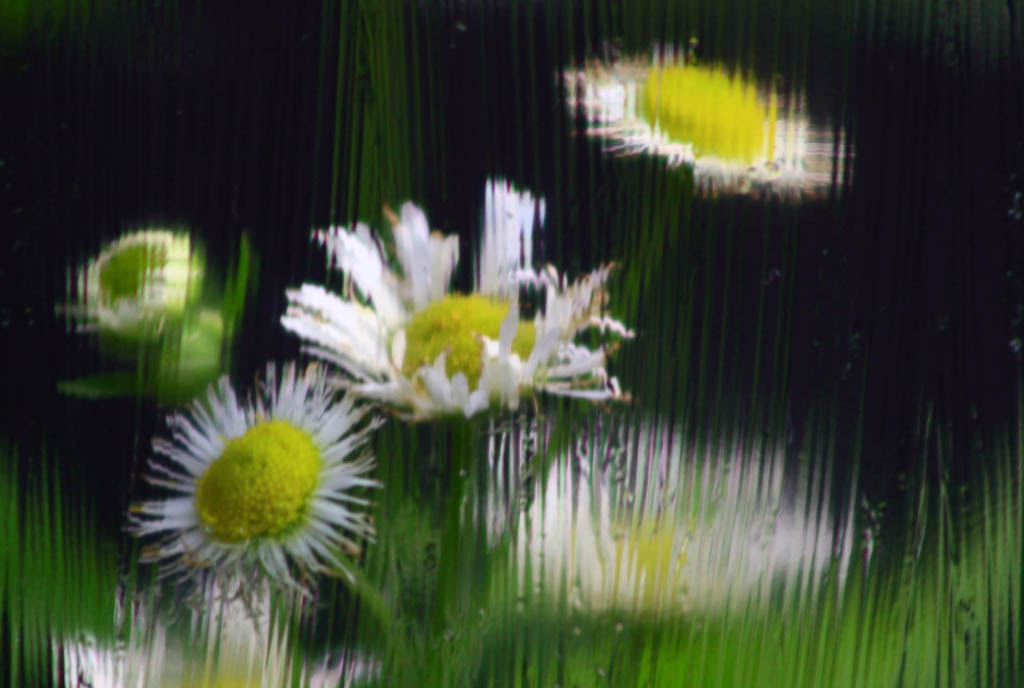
[57,372,142,399]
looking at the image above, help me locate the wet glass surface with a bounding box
[1,1,1022,686]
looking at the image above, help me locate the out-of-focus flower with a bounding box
[74,228,205,344]
[145,307,225,403]
[62,581,375,687]
[130,362,382,593]
[513,415,852,617]
[281,179,633,421]
[564,45,851,198]
[62,229,259,405]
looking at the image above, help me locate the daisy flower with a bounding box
[281,178,633,421]
[130,361,383,592]
[74,228,205,342]
[62,580,374,687]
[513,414,852,616]
[563,44,851,198]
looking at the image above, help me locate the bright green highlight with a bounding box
[401,294,536,389]
[196,421,321,543]
[643,65,776,164]
[99,243,168,302]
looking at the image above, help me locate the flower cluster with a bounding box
[100,176,635,688]
[123,179,633,601]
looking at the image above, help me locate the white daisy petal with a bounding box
[524,328,561,378]
[546,344,608,378]
[282,284,392,379]
[418,353,454,408]
[588,314,636,338]
[315,225,406,328]
[450,373,470,406]
[464,388,491,417]
[429,233,460,303]
[478,179,545,296]
[538,384,618,401]
[391,328,407,368]
[497,301,519,356]
[394,202,434,308]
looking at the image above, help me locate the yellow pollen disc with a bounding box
[99,243,169,302]
[401,294,536,390]
[614,527,687,611]
[642,64,776,164]
[195,421,321,543]
[183,677,253,688]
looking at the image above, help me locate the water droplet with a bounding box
[1009,191,1023,221]
[762,267,782,286]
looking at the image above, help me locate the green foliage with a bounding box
[60,307,225,405]
[221,233,259,372]
[0,441,119,687]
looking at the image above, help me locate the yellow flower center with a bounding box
[614,526,687,611]
[99,243,169,302]
[401,294,536,390]
[195,421,321,543]
[184,677,253,688]
[642,64,776,164]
